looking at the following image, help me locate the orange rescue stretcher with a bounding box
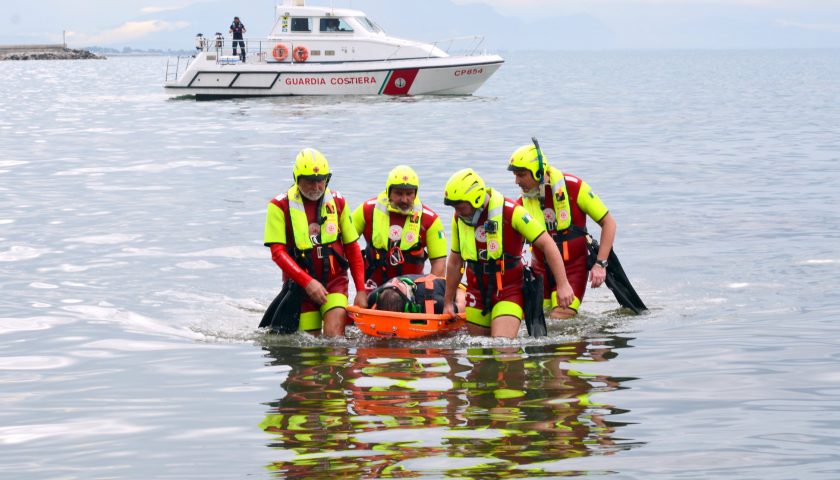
[346,305,465,339]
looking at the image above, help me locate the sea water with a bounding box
[1,50,839,478]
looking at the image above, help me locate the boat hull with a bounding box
[165,55,503,98]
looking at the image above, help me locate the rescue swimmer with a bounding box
[507,141,617,318]
[263,148,367,336]
[441,168,575,338]
[351,165,447,292]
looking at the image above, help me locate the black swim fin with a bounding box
[260,279,304,333]
[523,266,548,337]
[588,239,647,314]
[259,286,287,328]
[605,249,647,314]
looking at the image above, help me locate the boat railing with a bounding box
[386,36,488,61]
[182,34,492,66]
[191,36,307,64]
[429,35,487,57]
[165,55,193,81]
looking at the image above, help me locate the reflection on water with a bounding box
[259,337,642,477]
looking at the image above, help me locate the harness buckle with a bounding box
[315,245,324,259]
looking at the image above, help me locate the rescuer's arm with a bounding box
[577,180,614,289]
[443,251,464,317]
[425,216,447,277]
[345,240,368,308]
[340,202,367,308]
[590,213,616,288]
[269,243,327,304]
[533,233,574,308]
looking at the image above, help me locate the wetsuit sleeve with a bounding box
[269,243,312,287]
[340,201,361,244]
[351,202,366,240]
[344,241,366,292]
[576,180,609,222]
[450,214,461,254]
[511,204,545,243]
[425,217,447,259]
[264,202,287,246]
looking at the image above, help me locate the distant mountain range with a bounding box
[101,0,612,51]
[3,0,839,51]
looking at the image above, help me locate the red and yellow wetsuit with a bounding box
[264,186,365,331]
[351,191,447,289]
[517,166,608,311]
[451,188,545,328]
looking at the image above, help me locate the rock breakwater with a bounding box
[0,45,103,61]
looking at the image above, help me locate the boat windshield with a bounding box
[355,16,384,34]
[319,17,353,32]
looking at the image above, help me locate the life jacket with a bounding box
[521,168,589,261]
[456,188,521,315]
[521,165,572,232]
[457,188,504,262]
[364,192,426,281]
[371,191,423,250]
[285,185,348,283]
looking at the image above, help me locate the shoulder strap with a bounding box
[412,274,438,314]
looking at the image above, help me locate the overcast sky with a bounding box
[3,0,840,49]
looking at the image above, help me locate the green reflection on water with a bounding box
[260,338,642,477]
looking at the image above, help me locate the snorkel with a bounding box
[531,136,547,205]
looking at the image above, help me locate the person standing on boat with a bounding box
[441,168,574,338]
[351,165,447,292]
[263,148,367,336]
[507,143,616,319]
[230,16,246,61]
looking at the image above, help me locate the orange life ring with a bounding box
[346,305,465,339]
[292,45,309,62]
[272,43,288,61]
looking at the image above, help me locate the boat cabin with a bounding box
[264,0,445,62]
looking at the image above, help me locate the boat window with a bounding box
[319,18,353,33]
[355,17,384,34]
[291,17,311,32]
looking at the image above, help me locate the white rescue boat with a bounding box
[164,0,503,99]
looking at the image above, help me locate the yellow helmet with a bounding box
[292,148,331,183]
[386,165,420,195]
[507,143,547,181]
[443,168,486,208]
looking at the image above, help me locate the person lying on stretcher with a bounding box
[368,274,466,314]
